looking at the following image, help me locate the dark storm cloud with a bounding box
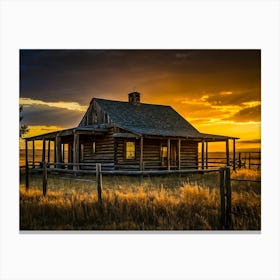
[22,104,84,127]
[20,49,261,106]
[226,105,261,122]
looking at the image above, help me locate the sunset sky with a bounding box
[20,50,261,151]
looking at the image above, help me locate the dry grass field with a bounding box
[20,169,261,230]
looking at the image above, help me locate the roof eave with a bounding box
[24,126,109,141]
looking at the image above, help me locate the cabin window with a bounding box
[160,145,168,160]
[125,141,135,159]
[92,142,96,154]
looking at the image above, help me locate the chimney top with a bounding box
[128,91,140,105]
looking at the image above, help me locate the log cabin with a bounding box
[24,92,239,171]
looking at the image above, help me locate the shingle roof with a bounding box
[25,97,238,141]
[93,98,204,138]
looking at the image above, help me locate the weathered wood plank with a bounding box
[233,139,236,171]
[42,161,47,196]
[25,140,29,191]
[47,140,51,163]
[225,167,232,229]
[55,136,62,165]
[226,138,230,166]
[32,140,35,168]
[201,140,205,170]
[219,167,226,229]
[205,141,208,169]
[73,133,79,170]
[140,137,143,171]
[167,138,170,171]
[42,138,46,163]
[96,163,102,207]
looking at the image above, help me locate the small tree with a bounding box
[20,105,29,138]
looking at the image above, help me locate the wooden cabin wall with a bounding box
[78,131,198,171]
[79,129,115,170]
[114,138,141,170]
[180,141,198,168]
[142,139,162,169]
[115,138,198,170]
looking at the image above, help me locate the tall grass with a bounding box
[20,170,261,230]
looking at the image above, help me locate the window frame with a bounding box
[125,141,136,160]
[160,144,168,165]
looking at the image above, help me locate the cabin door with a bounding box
[170,141,177,167]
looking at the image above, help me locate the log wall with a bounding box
[80,129,115,170]
[114,138,199,170]
[73,124,199,171]
[143,139,162,169]
[180,140,198,168]
[115,138,140,170]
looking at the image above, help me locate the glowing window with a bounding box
[92,142,96,154]
[126,141,135,159]
[161,146,168,159]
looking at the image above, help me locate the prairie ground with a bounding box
[20,169,261,230]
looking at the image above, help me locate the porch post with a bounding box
[178,139,181,170]
[62,143,65,162]
[167,138,170,171]
[205,141,208,169]
[25,139,29,190]
[68,143,73,165]
[42,137,46,164]
[47,140,51,164]
[32,140,35,168]
[201,139,205,169]
[73,133,79,170]
[54,138,57,165]
[140,136,143,171]
[55,135,62,167]
[226,138,230,166]
[233,139,236,171]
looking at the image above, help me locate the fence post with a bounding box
[42,161,48,196]
[219,167,226,229]
[96,163,103,208]
[225,166,232,229]
[25,140,29,191]
[233,139,236,171]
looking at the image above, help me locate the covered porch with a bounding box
[24,126,109,171]
[23,128,239,172]
[197,133,239,171]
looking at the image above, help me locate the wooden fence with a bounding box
[237,152,261,169]
[197,152,261,170]
[22,162,260,230]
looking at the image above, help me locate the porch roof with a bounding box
[25,126,238,142]
[24,125,109,141]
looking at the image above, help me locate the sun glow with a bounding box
[19,125,66,149]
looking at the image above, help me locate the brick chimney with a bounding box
[128,91,140,105]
